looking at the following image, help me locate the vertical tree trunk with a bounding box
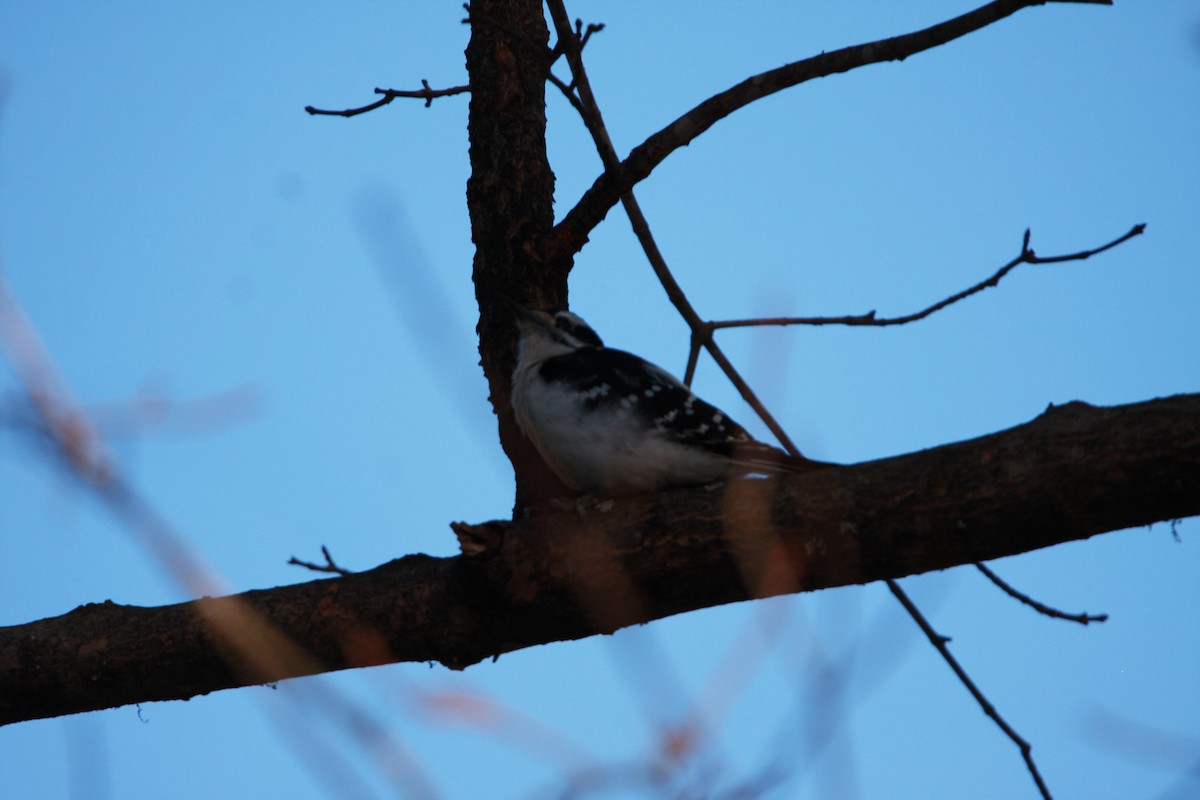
[466,0,571,509]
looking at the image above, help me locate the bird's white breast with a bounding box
[512,361,729,493]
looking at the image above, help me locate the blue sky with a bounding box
[1,2,1198,799]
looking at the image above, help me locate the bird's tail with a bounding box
[729,441,836,476]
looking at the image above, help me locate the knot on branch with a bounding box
[451,520,510,558]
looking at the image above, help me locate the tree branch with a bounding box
[3,393,1196,726]
[710,224,1146,331]
[887,578,1053,799]
[542,0,1114,261]
[288,545,355,577]
[545,1,806,457]
[305,82,470,117]
[974,562,1108,625]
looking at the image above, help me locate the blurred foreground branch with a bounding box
[2,393,1197,726]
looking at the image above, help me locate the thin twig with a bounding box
[578,21,605,49]
[887,579,1053,800]
[975,562,1108,625]
[544,0,1115,262]
[288,545,354,577]
[305,82,470,117]
[547,71,588,117]
[548,18,605,69]
[711,224,1145,331]
[682,326,708,386]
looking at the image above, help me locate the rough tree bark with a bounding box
[467,0,573,508]
[2,394,1198,725]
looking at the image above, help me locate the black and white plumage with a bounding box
[510,305,829,495]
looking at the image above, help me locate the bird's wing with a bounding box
[540,347,828,472]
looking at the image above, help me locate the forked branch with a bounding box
[544,0,1115,261]
[545,2,806,457]
[709,224,1146,331]
[288,545,355,577]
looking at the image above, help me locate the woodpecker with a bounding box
[510,305,830,495]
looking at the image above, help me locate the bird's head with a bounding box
[511,304,605,356]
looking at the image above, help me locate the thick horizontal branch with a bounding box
[2,393,1196,726]
[543,0,1113,260]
